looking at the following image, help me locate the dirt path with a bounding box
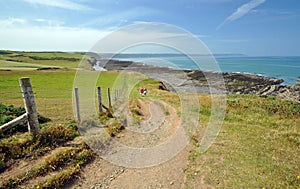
[70,98,190,189]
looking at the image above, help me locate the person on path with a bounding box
[143,88,147,95]
[139,87,147,96]
[139,87,144,95]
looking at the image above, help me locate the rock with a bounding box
[158,81,169,91]
[261,85,276,96]
[99,59,300,103]
[294,77,300,90]
[297,77,300,85]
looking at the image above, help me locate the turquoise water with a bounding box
[217,56,300,85]
[114,55,300,85]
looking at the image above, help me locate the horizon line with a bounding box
[1,49,300,57]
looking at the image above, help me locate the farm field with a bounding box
[0,50,83,70]
[0,51,299,188]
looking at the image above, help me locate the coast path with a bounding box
[70,98,194,189]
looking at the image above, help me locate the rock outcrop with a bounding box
[186,70,300,103]
[94,58,300,103]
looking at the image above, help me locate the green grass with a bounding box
[0,51,299,188]
[0,108,91,189]
[0,144,92,189]
[0,51,82,70]
[184,94,300,188]
[0,70,127,126]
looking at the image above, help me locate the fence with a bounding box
[73,86,125,123]
[0,77,125,133]
[0,79,73,125]
[0,78,39,136]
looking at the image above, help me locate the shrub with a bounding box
[0,104,51,137]
[35,123,79,147]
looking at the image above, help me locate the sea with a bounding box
[112,54,300,86]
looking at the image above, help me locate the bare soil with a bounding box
[70,98,191,189]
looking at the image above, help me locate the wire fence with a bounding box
[0,83,126,125]
[0,85,73,124]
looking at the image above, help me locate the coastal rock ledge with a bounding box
[94,59,300,103]
[187,71,300,103]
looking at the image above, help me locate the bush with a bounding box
[35,123,79,147]
[0,153,5,171]
[28,56,80,61]
[0,50,13,55]
[0,104,51,136]
[37,67,60,70]
[0,121,79,172]
[0,104,26,119]
[0,115,13,125]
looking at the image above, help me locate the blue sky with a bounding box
[0,0,299,56]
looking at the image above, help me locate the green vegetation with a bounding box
[0,50,82,70]
[0,104,51,137]
[129,99,144,121]
[184,94,300,188]
[0,104,26,125]
[0,51,299,188]
[0,112,91,188]
[0,50,13,55]
[0,144,92,189]
[97,106,125,137]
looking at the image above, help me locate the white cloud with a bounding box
[34,18,64,27]
[0,18,27,27]
[0,19,208,53]
[195,34,211,38]
[0,18,111,51]
[81,7,158,28]
[217,0,266,30]
[88,23,212,55]
[34,18,47,22]
[22,0,93,11]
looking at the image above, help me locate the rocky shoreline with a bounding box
[188,70,300,103]
[92,58,300,103]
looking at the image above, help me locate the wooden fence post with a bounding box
[97,87,103,113]
[19,77,40,136]
[108,88,112,108]
[74,88,81,123]
[114,89,117,101]
[116,89,119,99]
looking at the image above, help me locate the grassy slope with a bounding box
[0,50,82,70]
[0,51,299,188]
[185,94,300,188]
[0,69,123,188]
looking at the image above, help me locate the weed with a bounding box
[165,110,170,116]
[0,153,5,171]
[35,149,93,188]
[106,120,124,137]
[0,146,93,189]
[0,120,78,173]
[129,99,144,121]
[40,123,78,144]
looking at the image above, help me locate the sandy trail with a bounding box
[70,98,190,189]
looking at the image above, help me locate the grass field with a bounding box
[186,94,300,188]
[0,50,82,70]
[0,51,299,188]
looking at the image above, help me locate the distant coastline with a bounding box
[89,57,300,103]
[86,52,300,86]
